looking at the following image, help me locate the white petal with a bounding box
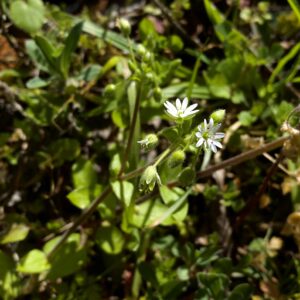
[181,97,188,111]
[212,140,223,148]
[184,103,198,114]
[209,118,214,127]
[196,138,204,147]
[203,119,208,130]
[214,132,225,139]
[196,132,202,138]
[176,98,181,110]
[165,102,178,117]
[167,109,178,117]
[210,143,217,153]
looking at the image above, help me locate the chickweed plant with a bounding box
[1,1,300,299]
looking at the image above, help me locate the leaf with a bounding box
[67,184,102,209]
[196,272,229,300]
[0,251,19,299]
[162,82,211,99]
[17,249,50,274]
[43,233,87,280]
[59,22,83,78]
[287,0,300,22]
[95,226,125,255]
[83,21,132,52]
[9,0,45,34]
[127,81,140,170]
[26,77,50,89]
[268,42,300,85]
[130,199,175,228]
[0,224,30,244]
[25,40,51,73]
[72,159,98,189]
[34,35,60,75]
[48,138,81,166]
[111,180,134,207]
[228,283,253,300]
[150,187,191,228]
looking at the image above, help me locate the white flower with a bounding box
[196,118,225,153]
[164,97,199,120]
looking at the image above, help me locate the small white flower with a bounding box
[196,118,225,153]
[164,97,199,120]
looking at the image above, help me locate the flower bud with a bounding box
[139,166,161,193]
[153,87,162,101]
[118,18,131,37]
[210,109,226,123]
[143,51,151,63]
[178,167,195,186]
[104,84,116,97]
[137,134,159,151]
[168,150,185,168]
[137,44,146,57]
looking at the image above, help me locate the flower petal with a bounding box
[176,98,181,110]
[212,140,223,149]
[214,132,225,139]
[196,132,202,138]
[181,97,188,111]
[196,138,204,147]
[210,143,217,153]
[183,104,198,115]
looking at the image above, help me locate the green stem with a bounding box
[187,56,201,100]
[119,78,143,177]
[153,146,173,167]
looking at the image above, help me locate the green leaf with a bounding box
[228,283,252,300]
[0,251,19,299]
[288,0,300,22]
[9,0,45,34]
[48,138,81,167]
[268,42,300,85]
[95,226,125,255]
[25,40,51,73]
[72,159,98,189]
[111,180,134,207]
[150,187,191,227]
[26,77,50,89]
[112,110,127,129]
[0,224,30,244]
[43,233,87,280]
[17,249,50,274]
[196,272,229,300]
[162,82,211,99]
[59,22,83,78]
[159,185,184,205]
[238,111,256,127]
[127,81,140,170]
[67,184,102,209]
[130,199,175,228]
[34,35,60,75]
[83,21,132,52]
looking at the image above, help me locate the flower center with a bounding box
[177,109,184,117]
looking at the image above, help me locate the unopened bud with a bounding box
[168,150,185,168]
[118,18,131,37]
[139,166,161,193]
[137,134,159,151]
[137,44,146,57]
[153,87,162,101]
[178,167,195,186]
[104,84,116,97]
[210,109,225,123]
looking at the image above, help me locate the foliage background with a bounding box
[1,0,300,299]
